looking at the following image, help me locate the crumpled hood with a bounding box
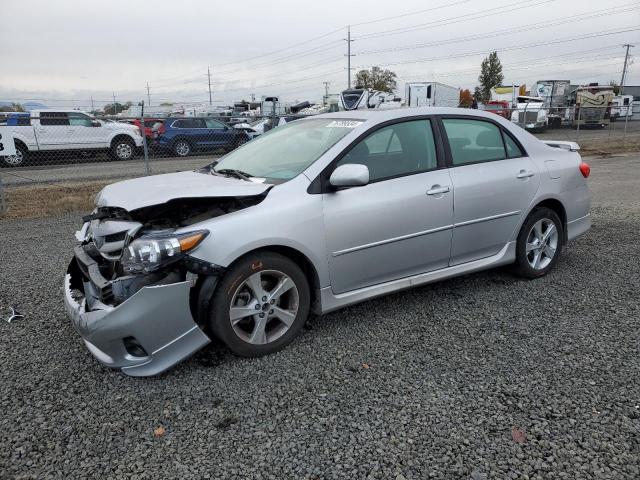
[95,170,271,211]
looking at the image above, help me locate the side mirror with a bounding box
[91,120,101,127]
[329,163,369,189]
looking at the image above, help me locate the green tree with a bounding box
[103,101,133,115]
[0,102,24,112]
[354,66,397,93]
[477,51,504,103]
[608,80,620,95]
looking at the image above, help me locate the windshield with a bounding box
[212,118,362,181]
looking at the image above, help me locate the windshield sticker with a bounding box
[325,120,363,128]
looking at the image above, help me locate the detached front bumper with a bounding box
[64,256,211,377]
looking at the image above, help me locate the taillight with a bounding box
[579,161,591,178]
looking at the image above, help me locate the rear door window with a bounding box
[172,118,205,129]
[68,112,93,127]
[442,118,506,165]
[205,119,226,129]
[40,112,70,126]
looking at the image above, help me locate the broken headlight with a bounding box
[120,230,209,274]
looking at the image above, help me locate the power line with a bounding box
[356,26,640,69]
[209,26,347,68]
[356,2,640,55]
[350,0,474,27]
[354,0,553,40]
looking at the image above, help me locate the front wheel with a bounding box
[111,138,135,161]
[208,251,310,357]
[2,143,27,167]
[512,207,563,279]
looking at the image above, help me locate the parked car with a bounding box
[483,100,511,119]
[121,118,162,139]
[2,109,143,167]
[232,118,271,138]
[64,108,591,376]
[152,117,250,157]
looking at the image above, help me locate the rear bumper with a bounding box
[567,213,591,241]
[64,259,210,377]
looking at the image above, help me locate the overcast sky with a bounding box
[1,0,638,109]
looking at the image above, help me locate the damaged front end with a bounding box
[63,193,266,376]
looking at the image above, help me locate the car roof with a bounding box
[313,107,509,123]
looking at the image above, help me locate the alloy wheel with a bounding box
[4,149,23,166]
[526,218,559,270]
[115,143,133,160]
[229,269,299,345]
[175,141,190,156]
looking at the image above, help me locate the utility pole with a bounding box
[345,26,355,89]
[207,66,213,105]
[620,44,634,95]
[112,92,116,115]
[146,82,151,107]
[90,96,95,112]
[323,81,330,98]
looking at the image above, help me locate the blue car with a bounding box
[153,117,250,157]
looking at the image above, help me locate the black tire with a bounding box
[173,139,192,157]
[208,251,310,357]
[512,207,563,279]
[2,142,28,167]
[110,137,136,161]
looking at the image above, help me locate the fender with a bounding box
[108,130,142,148]
[10,130,38,151]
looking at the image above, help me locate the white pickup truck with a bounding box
[2,109,143,166]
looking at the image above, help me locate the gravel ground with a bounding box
[0,155,639,479]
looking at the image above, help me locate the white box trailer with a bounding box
[405,82,459,108]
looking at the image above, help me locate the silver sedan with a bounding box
[64,108,591,376]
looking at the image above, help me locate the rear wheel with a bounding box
[173,139,192,157]
[208,251,310,357]
[2,143,27,167]
[513,207,563,279]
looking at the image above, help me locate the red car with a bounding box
[483,101,511,119]
[122,118,162,139]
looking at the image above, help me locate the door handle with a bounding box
[516,170,535,179]
[426,185,450,195]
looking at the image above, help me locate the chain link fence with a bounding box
[0,105,638,218]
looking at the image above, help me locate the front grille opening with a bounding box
[104,231,127,243]
[123,336,148,358]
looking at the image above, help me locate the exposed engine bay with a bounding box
[74,193,267,306]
